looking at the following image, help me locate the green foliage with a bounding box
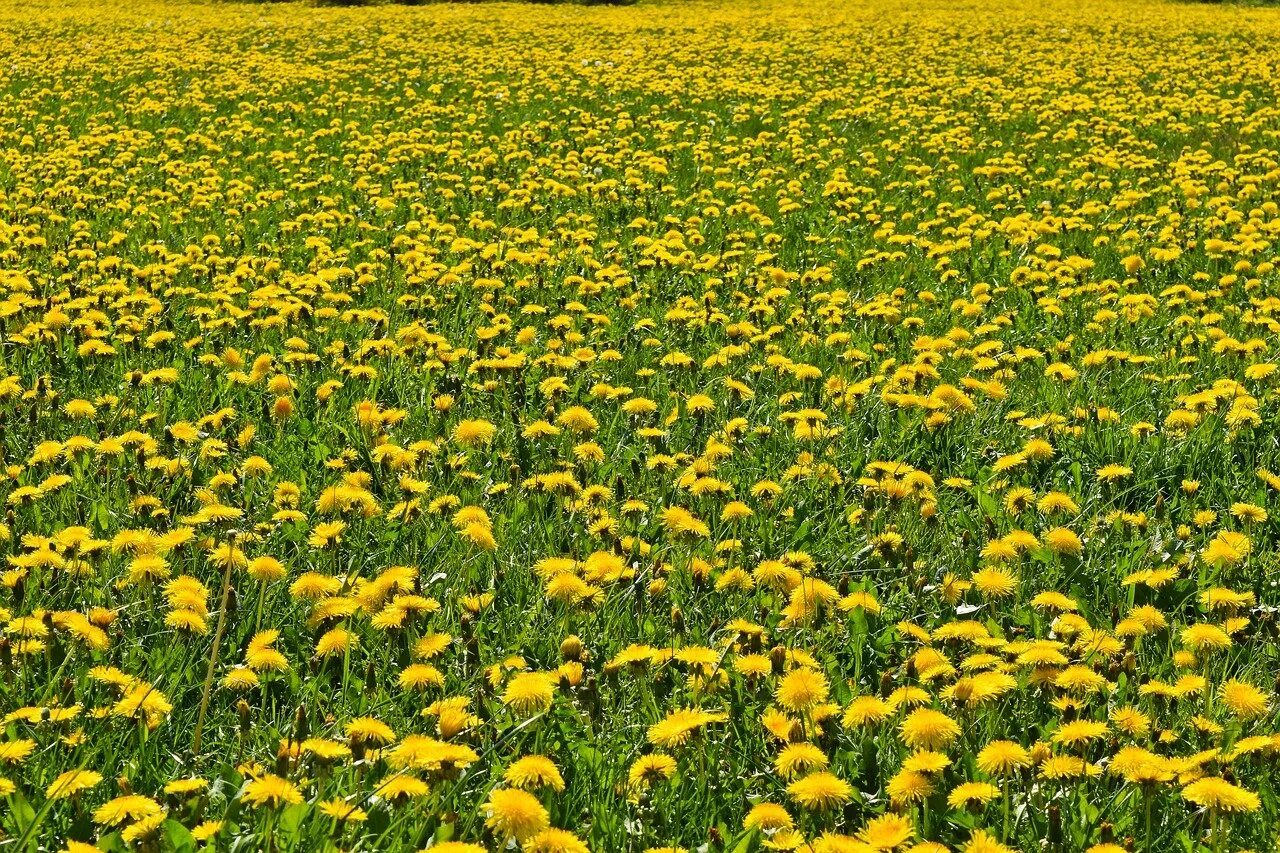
[0,0,1278,850]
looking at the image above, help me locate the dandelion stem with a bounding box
[1143,790,1153,853]
[253,579,267,636]
[193,539,235,759]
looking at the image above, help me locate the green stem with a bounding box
[253,580,267,636]
[193,549,235,759]
[1143,790,1153,853]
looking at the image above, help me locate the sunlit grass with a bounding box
[0,0,1278,849]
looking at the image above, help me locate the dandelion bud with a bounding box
[293,704,309,743]
[770,645,787,676]
[237,700,251,735]
[671,606,685,635]
[691,566,708,590]
[560,635,584,662]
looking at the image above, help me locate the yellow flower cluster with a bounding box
[0,0,1277,849]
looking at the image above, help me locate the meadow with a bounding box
[1,0,1280,849]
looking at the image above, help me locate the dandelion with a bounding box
[1219,679,1268,719]
[787,771,854,810]
[744,802,794,831]
[94,795,165,826]
[1181,624,1232,653]
[242,774,303,809]
[976,741,1031,777]
[505,755,566,791]
[947,782,1002,810]
[628,754,678,788]
[502,672,557,716]
[453,419,497,447]
[962,829,1016,853]
[524,828,591,853]
[899,708,961,750]
[318,799,368,823]
[843,696,893,728]
[971,567,1017,598]
[856,813,915,848]
[1181,777,1260,812]
[1202,531,1250,567]
[122,814,167,845]
[647,707,728,748]
[1041,527,1082,557]
[887,769,934,805]
[774,742,829,779]
[775,668,829,712]
[485,787,550,841]
[375,773,430,804]
[1095,464,1132,483]
[0,739,36,765]
[46,770,103,799]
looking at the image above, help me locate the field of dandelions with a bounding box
[2,0,1280,850]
